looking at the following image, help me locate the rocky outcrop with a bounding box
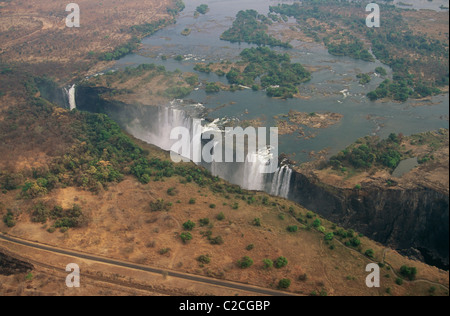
[289,171,449,270]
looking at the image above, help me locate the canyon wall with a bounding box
[289,171,449,270]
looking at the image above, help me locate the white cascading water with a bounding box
[269,165,293,199]
[125,104,202,162]
[243,152,267,192]
[100,100,293,199]
[67,84,77,110]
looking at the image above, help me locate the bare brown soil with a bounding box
[1,138,448,296]
[86,69,192,106]
[0,0,174,80]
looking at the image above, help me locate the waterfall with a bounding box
[123,103,203,163]
[269,165,293,199]
[243,152,267,191]
[64,84,77,110]
[97,99,293,199]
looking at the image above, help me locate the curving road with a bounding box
[0,234,293,296]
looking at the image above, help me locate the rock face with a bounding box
[289,171,449,270]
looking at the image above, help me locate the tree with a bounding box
[275,256,288,269]
[278,279,291,289]
[324,233,334,241]
[183,220,196,231]
[400,265,418,281]
[238,256,254,269]
[197,255,211,264]
[216,212,225,221]
[365,249,375,258]
[263,259,273,269]
[180,232,193,244]
[253,218,261,227]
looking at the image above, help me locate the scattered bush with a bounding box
[209,235,224,245]
[3,210,16,228]
[180,232,193,244]
[197,255,211,264]
[263,259,273,269]
[324,233,334,241]
[183,220,196,231]
[150,199,172,212]
[216,212,225,221]
[365,249,375,258]
[199,218,210,227]
[237,256,254,269]
[278,278,291,289]
[400,265,418,281]
[274,256,288,269]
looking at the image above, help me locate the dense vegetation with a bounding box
[221,10,292,48]
[167,0,186,16]
[100,19,170,61]
[268,0,449,101]
[224,47,311,98]
[269,2,374,62]
[0,75,219,197]
[328,133,404,171]
[196,4,209,15]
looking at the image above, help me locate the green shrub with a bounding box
[278,278,291,289]
[199,218,210,227]
[287,225,298,233]
[274,256,288,269]
[324,233,334,241]
[216,212,225,221]
[180,232,193,244]
[263,259,273,269]
[197,255,211,264]
[365,249,375,258]
[3,211,16,228]
[150,199,171,212]
[237,256,254,269]
[400,265,418,281]
[183,220,196,231]
[350,237,361,248]
[253,218,261,227]
[209,236,224,245]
